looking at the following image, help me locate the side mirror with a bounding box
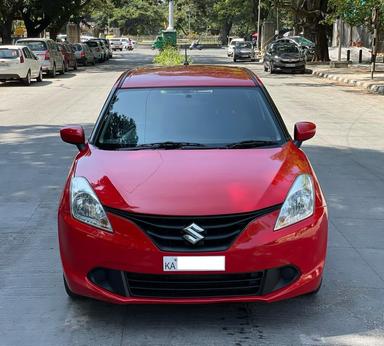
[294,122,316,147]
[60,126,87,151]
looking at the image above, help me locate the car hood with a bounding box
[277,53,301,60]
[74,142,311,216]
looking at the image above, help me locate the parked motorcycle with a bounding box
[189,41,203,50]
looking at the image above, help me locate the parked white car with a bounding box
[0,45,43,85]
[227,38,245,57]
[110,38,124,51]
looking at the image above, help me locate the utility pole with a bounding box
[337,17,343,62]
[257,0,261,51]
[371,7,379,79]
[167,0,175,31]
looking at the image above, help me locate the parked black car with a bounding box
[263,42,305,74]
[233,41,255,62]
[275,36,315,61]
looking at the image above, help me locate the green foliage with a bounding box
[153,46,191,66]
[328,0,384,29]
[87,0,167,35]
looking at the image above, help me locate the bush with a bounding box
[153,46,191,66]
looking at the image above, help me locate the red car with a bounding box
[58,42,78,72]
[58,66,328,304]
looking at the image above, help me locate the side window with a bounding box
[22,48,31,59]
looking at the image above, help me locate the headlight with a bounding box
[70,176,112,232]
[274,174,314,231]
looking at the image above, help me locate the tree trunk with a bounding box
[23,11,52,38]
[314,23,330,61]
[0,19,13,44]
[219,19,232,45]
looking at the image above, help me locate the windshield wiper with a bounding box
[121,141,209,150]
[226,140,279,149]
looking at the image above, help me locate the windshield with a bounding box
[292,37,314,46]
[273,45,299,54]
[96,87,283,149]
[17,41,47,51]
[0,49,19,59]
[86,41,98,47]
[236,42,252,49]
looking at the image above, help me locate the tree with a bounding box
[281,0,332,61]
[0,0,23,43]
[329,0,384,29]
[20,0,92,39]
[86,0,166,36]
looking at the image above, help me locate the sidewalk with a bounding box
[310,63,384,95]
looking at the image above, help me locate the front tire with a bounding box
[305,278,323,296]
[59,62,65,75]
[63,275,83,300]
[49,64,56,78]
[36,69,43,82]
[73,60,78,71]
[22,70,31,86]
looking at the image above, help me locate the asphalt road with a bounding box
[1,48,384,346]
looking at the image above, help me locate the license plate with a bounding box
[0,62,9,67]
[163,256,225,271]
[285,64,296,67]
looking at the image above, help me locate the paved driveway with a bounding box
[1,48,383,346]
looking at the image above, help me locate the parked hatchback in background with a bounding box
[73,43,95,66]
[264,42,306,74]
[99,38,112,58]
[0,45,43,85]
[16,38,64,77]
[85,40,103,62]
[58,65,327,304]
[58,42,78,71]
[233,41,255,62]
[227,38,245,57]
[91,39,108,61]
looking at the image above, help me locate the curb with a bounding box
[311,70,384,95]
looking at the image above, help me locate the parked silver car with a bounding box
[85,40,103,62]
[73,43,95,66]
[110,38,124,51]
[16,38,65,77]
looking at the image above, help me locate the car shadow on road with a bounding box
[0,80,53,87]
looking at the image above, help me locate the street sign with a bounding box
[14,26,26,37]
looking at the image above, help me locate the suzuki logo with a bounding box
[183,223,205,245]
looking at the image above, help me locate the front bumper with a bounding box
[59,206,327,304]
[0,73,22,80]
[273,61,305,72]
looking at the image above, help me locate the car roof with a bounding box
[0,45,22,49]
[16,38,52,42]
[120,65,258,89]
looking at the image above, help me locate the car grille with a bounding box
[87,266,299,299]
[104,205,281,252]
[125,272,264,298]
[281,59,300,63]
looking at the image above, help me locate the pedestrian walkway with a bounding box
[310,63,384,95]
